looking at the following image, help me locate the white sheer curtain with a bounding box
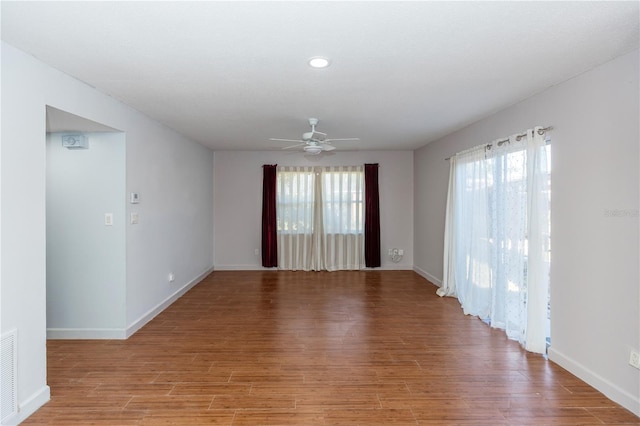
[276,165,364,271]
[524,130,551,353]
[440,127,550,353]
[277,166,317,271]
[321,166,365,271]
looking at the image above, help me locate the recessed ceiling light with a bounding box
[308,57,330,69]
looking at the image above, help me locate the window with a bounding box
[321,170,364,235]
[276,169,315,234]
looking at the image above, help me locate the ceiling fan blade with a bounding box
[272,119,358,153]
[270,138,302,142]
[324,138,360,142]
[282,143,306,150]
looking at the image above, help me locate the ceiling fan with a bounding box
[270,118,359,155]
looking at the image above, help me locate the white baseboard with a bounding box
[214,264,273,271]
[413,266,442,287]
[213,264,414,271]
[378,265,414,271]
[47,328,126,339]
[2,385,50,425]
[548,347,640,417]
[46,267,214,340]
[125,266,214,338]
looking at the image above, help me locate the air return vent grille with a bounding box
[1,329,17,422]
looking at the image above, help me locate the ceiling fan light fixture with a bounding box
[308,56,330,69]
[304,145,323,155]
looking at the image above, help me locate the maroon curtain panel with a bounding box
[364,163,381,267]
[261,164,278,267]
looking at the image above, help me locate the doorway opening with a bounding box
[45,106,127,339]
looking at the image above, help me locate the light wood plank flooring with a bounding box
[25,271,639,425]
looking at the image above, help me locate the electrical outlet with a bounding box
[630,351,640,369]
[168,273,175,283]
[254,248,259,256]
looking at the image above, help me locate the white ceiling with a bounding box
[2,1,638,151]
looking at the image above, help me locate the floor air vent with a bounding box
[1,330,17,422]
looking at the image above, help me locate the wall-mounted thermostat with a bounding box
[130,192,140,204]
[62,134,89,149]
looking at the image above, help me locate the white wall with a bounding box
[213,150,413,270]
[46,132,126,335]
[414,49,640,415]
[1,41,214,424]
[124,114,214,333]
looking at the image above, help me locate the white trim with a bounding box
[45,267,214,340]
[377,265,414,271]
[46,328,125,340]
[2,385,50,426]
[413,266,442,287]
[214,264,414,271]
[125,266,214,338]
[548,347,640,417]
[214,264,274,271]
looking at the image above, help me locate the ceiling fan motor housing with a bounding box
[303,131,325,142]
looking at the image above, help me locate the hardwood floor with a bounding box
[25,271,638,425]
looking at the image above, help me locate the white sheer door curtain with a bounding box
[439,126,551,354]
[276,165,364,271]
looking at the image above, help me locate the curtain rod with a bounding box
[444,126,553,161]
